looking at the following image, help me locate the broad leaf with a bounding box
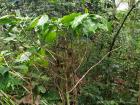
[60,13,80,26]
[0,66,9,75]
[37,15,49,26]
[38,85,46,93]
[0,15,21,25]
[14,65,28,75]
[28,16,40,29]
[71,13,89,29]
[4,36,16,42]
[45,30,57,43]
[83,19,98,34]
[16,52,32,63]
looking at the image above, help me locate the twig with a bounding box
[74,48,87,73]
[2,56,30,85]
[108,0,140,57]
[35,63,66,80]
[68,46,121,93]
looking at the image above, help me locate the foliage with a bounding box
[0,0,140,105]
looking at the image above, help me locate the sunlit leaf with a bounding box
[60,13,80,26]
[14,65,29,75]
[38,85,46,93]
[83,19,98,34]
[37,15,49,26]
[16,52,32,63]
[45,30,57,43]
[71,13,89,29]
[0,15,21,25]
[28,16,40,29]
[4,36,16,42]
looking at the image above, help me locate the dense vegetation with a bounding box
[0,0,140,105]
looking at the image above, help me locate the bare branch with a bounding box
[68,46,121,93]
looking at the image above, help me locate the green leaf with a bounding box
[83,19,98,34]
[14,65,28,75]
[107,21,112,32]
[28,16,40,29]
[34,51,48,67]
[38,85,46,93]
[60,13,80,26]
[37,15,49,26]
[4,36,16,42]
[99,18,109,31]
[0,15,21,25]
[16,52,32,63]
[45,30,57,43]
[0,66,9,75]
[71,13,89,29]
[1,50,11,56]
[97,23,108,31]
